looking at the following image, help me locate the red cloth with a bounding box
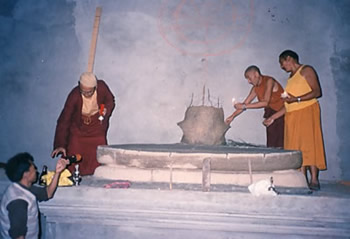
[53,80,115,175]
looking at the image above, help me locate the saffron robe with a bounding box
[255,75,285,148]
[284,66,326,170]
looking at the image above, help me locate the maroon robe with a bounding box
[53,80,115,175]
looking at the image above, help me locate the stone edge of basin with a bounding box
[96,144,302,172]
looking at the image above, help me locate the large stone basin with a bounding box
[94,144,307,188]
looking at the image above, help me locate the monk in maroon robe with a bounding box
[51,72,115,175]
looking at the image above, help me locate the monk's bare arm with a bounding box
[234,87,257,110]
[225,87,256,124]
[300,65,322,99]
[263,106,286,127]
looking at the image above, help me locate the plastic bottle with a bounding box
[39,165,48,186]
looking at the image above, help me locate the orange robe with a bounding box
[255,75,285,148]
[284,66,326,170]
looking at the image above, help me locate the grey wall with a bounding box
[0,0,349,180]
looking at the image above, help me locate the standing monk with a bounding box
[265,50,327,190]
[51,72,115,175]
[226,65,285,148]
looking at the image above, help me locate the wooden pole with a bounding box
[87,7,102,73]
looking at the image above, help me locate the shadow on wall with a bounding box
[0,0,19,17]
[331,49,350,181]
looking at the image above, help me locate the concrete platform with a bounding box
[0,173,350,238]
[95,144,307,188]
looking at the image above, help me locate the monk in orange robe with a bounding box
[265,50,327,190]
[51,72,115,175]
[226,65,285,148]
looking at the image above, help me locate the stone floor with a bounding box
[1,171,350,238]
[45,176,350,238]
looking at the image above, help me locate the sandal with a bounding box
[309,183,320,191]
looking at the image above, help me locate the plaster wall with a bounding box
[0,0,349,180]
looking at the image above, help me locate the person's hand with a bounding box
[225,117,233,125]
[283,93,298,104]
[103,107,107,116]
[55,158,69,174]
[51,147,66,158]
[263,118,274,127]
[234,103,245,110]
[281,91,289,99]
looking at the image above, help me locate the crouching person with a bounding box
[0,152,69,239]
